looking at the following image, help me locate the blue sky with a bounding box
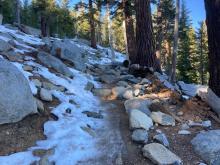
[69,0,206,28]
[184,0,206,28]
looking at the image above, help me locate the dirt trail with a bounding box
[78,99,152,165]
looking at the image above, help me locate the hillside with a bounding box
[0,24,219,165]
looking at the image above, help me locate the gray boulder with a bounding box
[117,81,129,87]
[100,74,118,84]
[0,38,12,52]
[150,111,175,126]
[124,98,152,115]
[40,88,53,102]
[132,129,148,144]
[84,82,94,91]
[129,109,153,130]
[20,25,41,36]
[191,130,220,165]
[153,133,169,147]
[1,51,23,62]
[0,59,37,124]
[51,39,87,72]
[199,88,220,116]
[35,98,45,114]
[37,51,73,78]
[92,88,112,97]
[112,86,126,98]
[123,89,134,100]
[142,143,182,165]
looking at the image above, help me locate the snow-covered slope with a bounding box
[0,25,126,165]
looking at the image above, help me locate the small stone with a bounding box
[32,79,42,88]
[142,143,182,165]
[133,89,140,97]
[81,126,95,137]
[153,133,169,147]
[124,98,152,115]
[117,81,128,87]
[82,111,103,119]
[42,82,55,90]
[198,163,207,165]
[84,81,94,91]
[177,111,184,116]
[188,120,212,128]
[140,78,150,84]
[123,89,134,99]
[66,108,71,114]
[127,78,139,84]
[40,88,53,101]
[131,129,148,144]
[23,65,33,71]
[151,111,175,126]
[181,123,190,130]
[178,130,191,135]
[129,109,153,130]
[36,98,45,114]
[92,88,112,97]
[112,86,127,98]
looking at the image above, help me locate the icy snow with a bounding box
[0,25,126,164]
[0,57,108,164]
[0,151,39,165]
[0,25,44,46]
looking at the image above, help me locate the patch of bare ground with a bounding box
[0,98,60,156]
[103,73,220,164]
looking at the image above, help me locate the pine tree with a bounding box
[188,26,199,83]
[89,0,97,48]
[0,0,14,24]
[197,21,208,85]
[134,0,161,72]
[204,0,220,96]
[177,1,193,83]
[15,0,21,26]
[154,0,175,65]
[123,0,136,63]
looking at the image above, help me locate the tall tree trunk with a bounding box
[199,31,205,85]
[155,0,163,60]
[170,0,180,83]
[97,0,102,45]
[15,0,21,27]
[123,20,129,58]
[106,2,115,62]
[41,15,47,37]
[89,0,97,49]
[204,0,220,97]
[134,0,161,72]
[123,0,136,64]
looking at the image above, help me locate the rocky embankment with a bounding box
[0,24,219,165]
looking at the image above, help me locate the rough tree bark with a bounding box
[123,0,136,64]
[89,0,97,49]
[199,27,205,85]
[170,0,180,83]
[134,0,161,72]
[204,0,220,97]
[106,1,116,62]
[15,0,21,27]
[40,15,47,37]
[97,0,102,45]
